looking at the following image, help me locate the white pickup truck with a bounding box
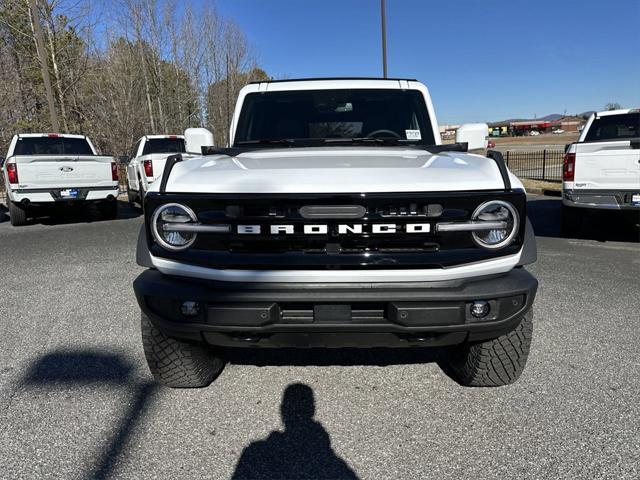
[562,109,640,233]
[1,133,119,226]
[133,78,538,389]
[125,135,186,206]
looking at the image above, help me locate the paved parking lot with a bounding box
[0,197,639,479]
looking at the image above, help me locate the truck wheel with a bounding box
[98,200,118,220]
[141,312,225,388]
[441,308,533,387]
[9,201,28,226]
[561,204,581,236]
[127,188,136,206]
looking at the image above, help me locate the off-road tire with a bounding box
[561,204,581,236]
[141,312,225,388]
[98,200,118,220]
[441,308,533,387]
[9,201,28,226]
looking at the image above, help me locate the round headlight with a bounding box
[471,200,519,249]
[151,203,198,251]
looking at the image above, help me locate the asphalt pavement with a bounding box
[0,197,639,479]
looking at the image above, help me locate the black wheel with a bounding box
[9,201,28,226]
[561,204,581,236]
[98,200,118,220]
[141,312,225,388]
[440,308,533,387]
[127,188,136,206]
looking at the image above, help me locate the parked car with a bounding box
[1,133,119,226]
[133,78,538,389]
[125,135,186,206]
[552,129,565,134]
[529,130,540,136]
[562,108,640,234]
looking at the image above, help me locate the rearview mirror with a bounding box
[456,123,489,151]
[185,128,214,154]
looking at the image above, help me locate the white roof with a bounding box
[595,108,638,117]
[17,133,86,138]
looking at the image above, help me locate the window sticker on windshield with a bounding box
[405,129,421,140]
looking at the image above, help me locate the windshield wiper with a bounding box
[235,139,297,146]
[323,137,402,145]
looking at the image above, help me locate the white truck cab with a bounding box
[125,135,186,206]
[1,133,119,225]
[562,109,640,233]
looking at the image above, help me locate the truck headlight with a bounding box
[151,203,198,251]
[471,200,519,249]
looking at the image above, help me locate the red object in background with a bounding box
[7,163,19,184]
[563,153,576,181]
[111,161,119,181]
[487,140,496,148]
[143,159,153,177]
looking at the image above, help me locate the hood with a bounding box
[156,147,517,194]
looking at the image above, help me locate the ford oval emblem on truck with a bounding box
[60,166,74,172]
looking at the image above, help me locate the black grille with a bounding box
[145,191,526,270]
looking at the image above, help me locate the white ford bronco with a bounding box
[562,108,640,234]
[133,78,538,388]
[1,133,119,225]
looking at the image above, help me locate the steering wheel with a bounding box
[366,129,402,139]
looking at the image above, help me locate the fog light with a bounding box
[180,301,200,317]
[470,300,490,318]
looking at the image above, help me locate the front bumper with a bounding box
[133,267,538,348]
[563,189,640,211]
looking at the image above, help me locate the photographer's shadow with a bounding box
[232,383,358,480]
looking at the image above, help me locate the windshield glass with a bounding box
[234,89,435,146]
[584,113,639,142]
[14,136,94,155]
[142,138,186,155]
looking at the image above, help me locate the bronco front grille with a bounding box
[145,191,526,270]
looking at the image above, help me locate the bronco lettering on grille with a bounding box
[237,224,431,235]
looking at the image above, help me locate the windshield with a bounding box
[142,138,186,155]
[584,113,639,142]
[234,89,436,146]
[14,136,94,155]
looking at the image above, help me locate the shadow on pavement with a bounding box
[225,347,440,367]
[23,349,159,480]
[232,383,358,480]
[2,200,141,227]
[527,197,639,242]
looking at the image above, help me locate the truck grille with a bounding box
[145,191,526,270]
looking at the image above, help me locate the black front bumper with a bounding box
[134,267,538,348]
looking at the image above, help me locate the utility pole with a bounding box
[29,0,59,132]
[380,0,388,78]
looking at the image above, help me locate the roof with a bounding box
[250,77,418,84]
[595,108,639,117]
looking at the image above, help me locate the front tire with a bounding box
[441,309,533,387]
[9,201,28,226]
[141,313,225,388]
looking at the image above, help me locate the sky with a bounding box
[213,0,640,124]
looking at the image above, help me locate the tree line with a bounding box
[0,0,269,156]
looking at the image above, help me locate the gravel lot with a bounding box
[0,197,638,479]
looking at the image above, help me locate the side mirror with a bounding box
[456,123,489,151]
[184,128,214,154]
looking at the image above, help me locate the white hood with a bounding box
[155,147,520,194]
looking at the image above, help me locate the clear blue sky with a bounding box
[215,0,640,124]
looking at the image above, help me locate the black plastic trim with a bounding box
[517,217,537,266]
[486,149,511,191]
[159,153,183,193]
[136,225,153,268]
